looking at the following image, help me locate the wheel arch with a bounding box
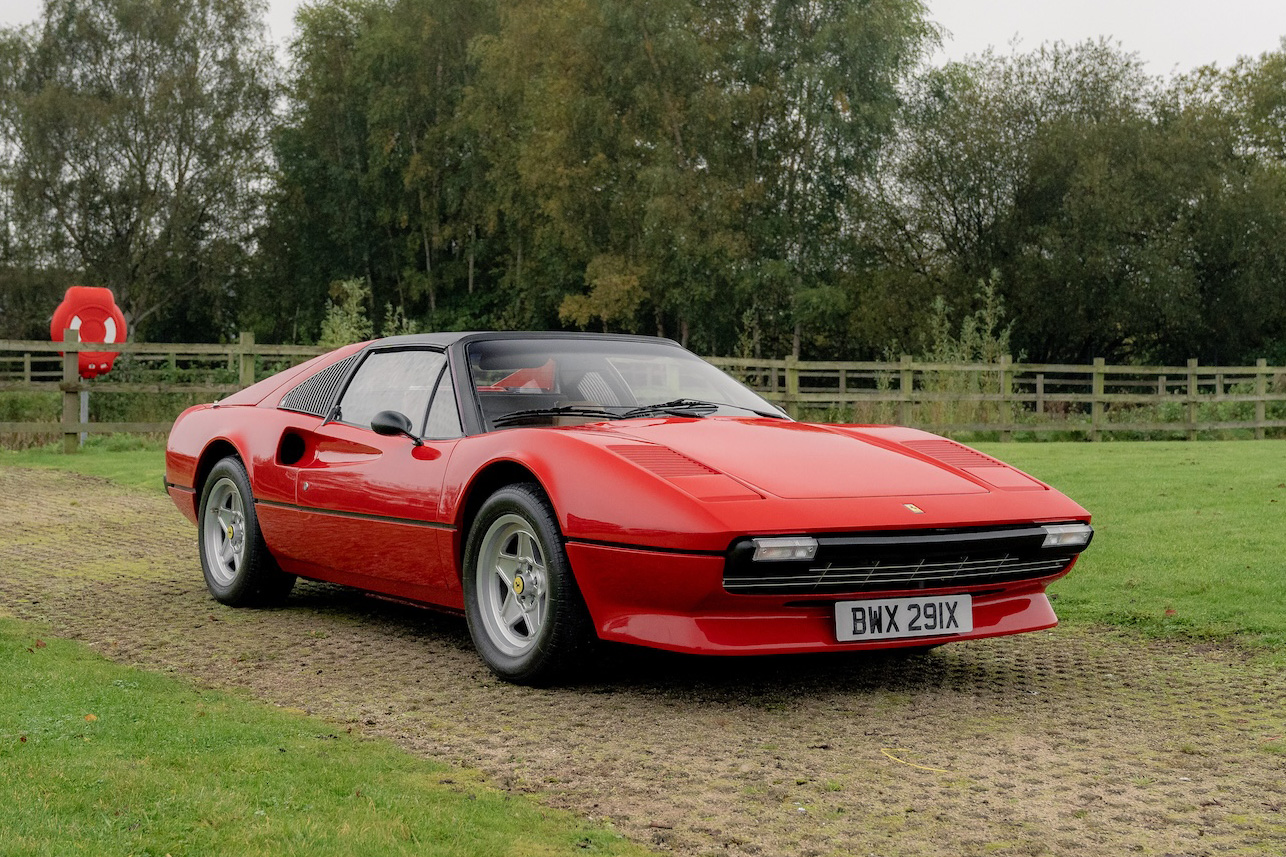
[454,460,552,578]
[193,438,245,501]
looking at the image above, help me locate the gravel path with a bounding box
[3,465,1285,856]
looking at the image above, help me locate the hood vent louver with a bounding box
[607,444,719,477]
[902,439,1045,491]
[902,439,1002,468]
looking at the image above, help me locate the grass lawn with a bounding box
[4,436,1284,851]
[978,439,1286,652]
[0,618,643,857]
[0,435,166,492]
[2,440,648,855]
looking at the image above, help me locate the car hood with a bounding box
[590,418,1042,500]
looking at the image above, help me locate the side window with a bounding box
[424,366,463,439]
[336,349,446,432]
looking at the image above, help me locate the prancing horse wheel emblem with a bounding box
[513,574,525,595]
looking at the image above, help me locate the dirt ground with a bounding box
[2,465,1285,857]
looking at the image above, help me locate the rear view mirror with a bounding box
[371,410,422,446]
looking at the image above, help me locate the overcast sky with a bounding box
[926,0,1286,73]
[2,1,1285,75]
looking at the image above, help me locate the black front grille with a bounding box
[724,525,1083,595]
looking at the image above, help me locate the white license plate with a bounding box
[834,594,973,642]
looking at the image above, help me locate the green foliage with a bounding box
[246,0,499,345]
[0,392,60,449]
[83,354,237,432]
[908,271,1019,429]
[5,2,1286,367]
[382,302,419,337]
[0,391,56,423]
[559,255,646,331]
[869,39,1286,365]
[318,278,375,347]
[247,0,937,353]
[0,0,279,341]
[921,271,1014,364]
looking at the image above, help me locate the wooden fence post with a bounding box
[1256,358,1267,440]
[899,354,913,426]
[61,329,80,454]
[1091,358,1105,442]
[999,354,1013,441]
[783,356,800,418]
[238,331,256,388]
[1187,358,1199,441]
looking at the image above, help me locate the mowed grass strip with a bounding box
[0,435,166,492]
[979,439,1286,651]
[0,618,643,857]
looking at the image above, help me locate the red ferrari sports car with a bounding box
[165,332,1092,684]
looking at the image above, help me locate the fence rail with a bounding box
[4,336,1286,450]
[0,334,327,452]
[709,355,1286,441]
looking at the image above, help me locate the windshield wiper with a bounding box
[623,398,718,419]
[623,398,787,420]
[491,405,623,427]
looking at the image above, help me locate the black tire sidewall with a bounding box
[463,483,587,684]
[197,457,275,605]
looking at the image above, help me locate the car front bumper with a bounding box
[566,541,1067,655]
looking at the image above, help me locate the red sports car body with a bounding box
[165,332,1092,683]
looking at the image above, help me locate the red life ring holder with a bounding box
[50,287,129,379]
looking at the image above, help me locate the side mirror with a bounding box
[370,410,423,446]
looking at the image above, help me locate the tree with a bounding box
[469,0,936,354]
[249,0,499,344]
[318,277,374,346]
[0,0,279,341]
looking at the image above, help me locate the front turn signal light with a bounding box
[751,537,819,562]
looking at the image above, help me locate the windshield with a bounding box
[466,337,787,431]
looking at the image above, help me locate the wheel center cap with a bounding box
[513,574,525,595]
[226,524,235,540]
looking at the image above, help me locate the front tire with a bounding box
[463,483,592,684]
[198,457,295,606]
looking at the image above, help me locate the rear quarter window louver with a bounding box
[279,355,358,416]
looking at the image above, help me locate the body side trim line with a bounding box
[255,498,456,531]
[565,537,725,557]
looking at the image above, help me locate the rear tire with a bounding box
[197,457,296,606]
[463,483,592,685]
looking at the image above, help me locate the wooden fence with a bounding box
[706,356,1286,440]
[4,335,1286,450]
[0,334,325,452]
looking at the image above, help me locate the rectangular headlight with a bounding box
[1041,523,1093,549]
[752,536,818,562]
